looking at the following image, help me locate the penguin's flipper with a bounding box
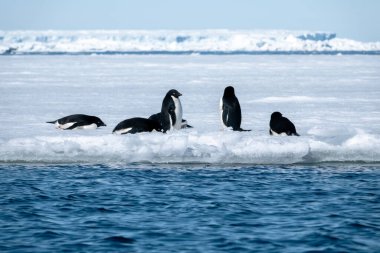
[168,107,177,127]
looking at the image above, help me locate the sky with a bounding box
[0,0,379,42]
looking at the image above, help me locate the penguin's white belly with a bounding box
[57,122,75,130]
[171,96,183,130]
[57,122,97,130]
[219,98,224,127]
[77,123,97,130]
[219,98,229,129]
[114,127,132,135]
[270,129,287,136]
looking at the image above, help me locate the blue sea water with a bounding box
[1,164,379,253]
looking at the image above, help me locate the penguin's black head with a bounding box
[167,89,182,98]
[224,86,235,97]
[94,117,107,127]
[271,112,282,119]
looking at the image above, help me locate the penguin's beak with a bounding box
[178,92,182,96]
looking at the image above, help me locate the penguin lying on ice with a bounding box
[269,112,299,136]
[47,114,106,130]
[149,112,192,129]
[112,117,163,134]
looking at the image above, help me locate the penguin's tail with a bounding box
[46,121,56,124]
[294,132,300,136]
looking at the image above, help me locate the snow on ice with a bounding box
[0,54,379,164]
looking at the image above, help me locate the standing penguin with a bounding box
[161,89,183,132]
[220,86,250,131]
[269,112,300,136]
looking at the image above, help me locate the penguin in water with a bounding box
[269,112,300,136]
[160,89,183,132]
[47,114,106,130]
[112,117,163,135]
[220,86,250,131]
[149,112,192,129]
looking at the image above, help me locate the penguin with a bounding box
[47,114,106,130]
[112,117,163,135]
[220,86,250,131]
[160,89,183,132]
[269,112,300,136]
[149,112,192,129]
[180,119,193,129]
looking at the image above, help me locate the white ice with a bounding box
[0,55,379,164]
[0,30,380,54]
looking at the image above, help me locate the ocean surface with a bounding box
[0,52,379,252]
[1,164,379,252]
